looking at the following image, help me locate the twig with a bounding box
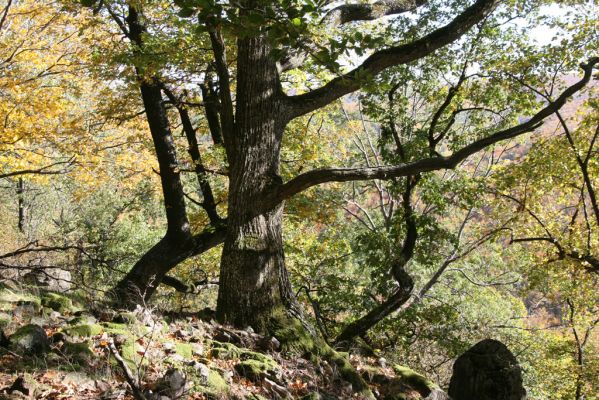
[108,338,147,400]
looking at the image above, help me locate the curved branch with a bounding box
[285,0,500,118]
[269,58,599,207]
[278,0,426,72]
[324,0,426,25]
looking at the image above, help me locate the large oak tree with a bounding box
[77,0,597,339]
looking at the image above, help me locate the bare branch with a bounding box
[0,157,75,179]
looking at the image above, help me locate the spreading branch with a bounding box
[279,0,427,72]
[0,157,76,179]
[285,0,500,118]
[268,58,599,208]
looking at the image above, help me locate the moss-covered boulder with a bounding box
[0,286,41,311]
[393,365,437,395]
[68,314,97,326]
[234,354,280,383]
[9,324,50,355]
[189,367,230,399]
[63,324,103,338]
[208,340,242,359]
[100,322,129,334]
[61,341,95,364]
[112,311,137,324]
[41,292,74,313]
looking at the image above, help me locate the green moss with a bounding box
[175,343,193,359]
[100,322,129,334]
[0,287,41,306]
[208,341,242,359]
[234,359,278,382]
[9,324,50,354]
[61,341,95,363]
[99,321,140,369]
[64,324,103,338]
[268,309,374,399]
[393,365,437,394]
[119,340,140,366]
[191,368,230,398]
[68,315,96,326]
[41,293,73,313]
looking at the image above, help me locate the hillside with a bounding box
[0,282,443,400]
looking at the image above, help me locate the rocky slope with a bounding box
[0,282,444,399]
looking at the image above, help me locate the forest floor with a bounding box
[0,282,441,399]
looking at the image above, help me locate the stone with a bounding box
[191,361,210,380]
[257,336,281,352]
[51,331,69,344]
[9,324,50,355]
[41,293,73,313]
[6,376,34,396]
[63,323,103,338]
[61,341,95,363]
[156,368,187,399]
[190,342,204,356]
[22,269,71,292]
[163,341,175,352]
[234,359,279,383]
[448,339,526,400]
[425,388,451,400]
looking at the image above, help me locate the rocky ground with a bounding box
[0,282,444,399]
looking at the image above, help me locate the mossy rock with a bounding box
[175,342,193,359]
[9,324,50,355]
[112,312,136,324]
[41,293,73,313]
[234,359,279,382]
[0,287,41,307]
[100,322,129,335]
[61,341,95,363]
[208,341,242,359]
[191,368,230,398]
[239,349,278,367]
[393,365,437,395]
[63,324,103,338]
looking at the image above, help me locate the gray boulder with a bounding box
[9,324,50,355]
[22,268,71,292]
[448,339,526,400]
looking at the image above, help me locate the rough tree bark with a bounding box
[215,32,297,330]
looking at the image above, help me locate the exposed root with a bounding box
[268,309,376,399]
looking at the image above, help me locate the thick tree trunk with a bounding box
[215,33,295,331]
